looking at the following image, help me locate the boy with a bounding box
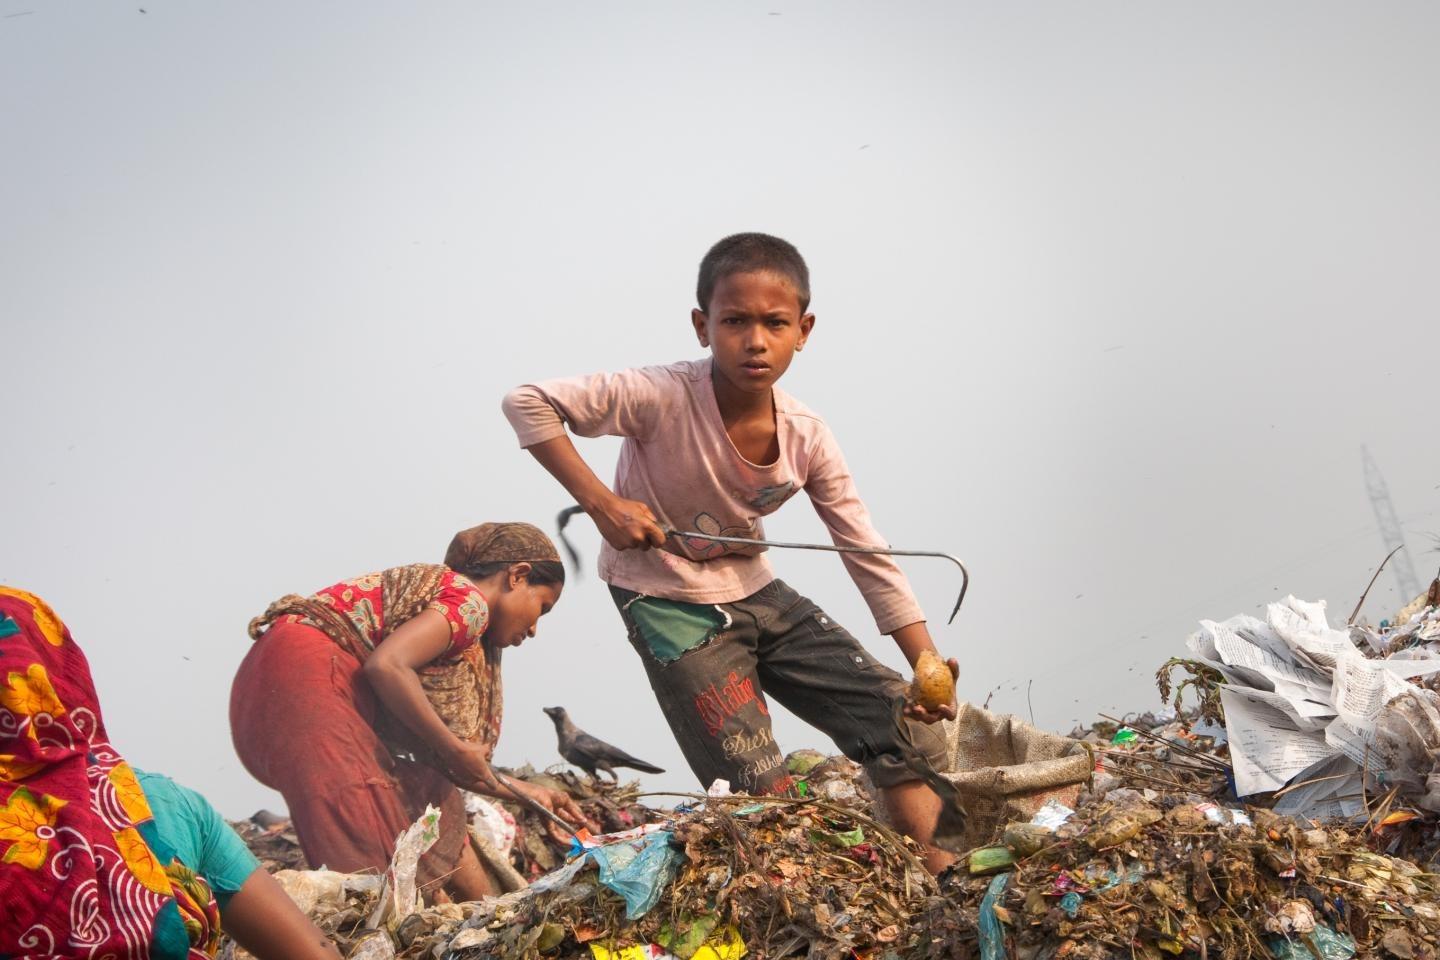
[502,233,959,872]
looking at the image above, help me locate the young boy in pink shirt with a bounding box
[502,233,958,871]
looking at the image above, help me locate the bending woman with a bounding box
[0,586,341,960]
[230,523,586,902]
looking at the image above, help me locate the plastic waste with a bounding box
[528,852,595,894]
[1266,924,1356,960]
[785,749,827,776]
[590,830,682,920]
[346,932,396,960]
[977,873,1011,960]
[814,778,858,803]
[272,869,382,915]
[465,792,517,855]
[1084,804,1161,849]
[569,822,670,858]
[1195,802,1253,826]
[657,918,745,959]
[969,846,1016,874]
[659,915,719,959]
[1002,822,1052,857]
[809,827,865,848]
[589,924,746,960]
[368,805,441,930]
[1029,799,1075,830]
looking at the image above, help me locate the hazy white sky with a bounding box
[3,2,1437,817]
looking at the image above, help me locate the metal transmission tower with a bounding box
[1362,445,1422,604]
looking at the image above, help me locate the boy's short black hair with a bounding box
[696,233,811,313]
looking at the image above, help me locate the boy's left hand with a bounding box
[903,656,960,724]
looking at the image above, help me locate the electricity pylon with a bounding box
[1363,445,1421,604]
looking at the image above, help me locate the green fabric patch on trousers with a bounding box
[624,595,727,663]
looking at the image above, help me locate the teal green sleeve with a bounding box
[136,770,261,906]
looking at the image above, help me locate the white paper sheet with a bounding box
[1271,753,1364,821]
[1213,622,1330,691]
[1220,686,1339,796]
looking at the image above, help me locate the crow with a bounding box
[543,706,664,780]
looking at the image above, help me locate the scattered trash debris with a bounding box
[219,580,1440,959]
[227,812,309,873]
[449,775,933,959]
[913,778,1440,959]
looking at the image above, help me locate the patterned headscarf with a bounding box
[444,522,561,577]
[0,587,220,958]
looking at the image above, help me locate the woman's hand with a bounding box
[593,495,667,552]
[510,781,595,842]
[440,739,502,794]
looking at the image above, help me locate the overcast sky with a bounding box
[3,2,1437,817]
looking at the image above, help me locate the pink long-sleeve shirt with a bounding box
[501,358,925,634]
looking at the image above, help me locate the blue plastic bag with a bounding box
[589,830,682,920]
[1267,926,1356,960]
[978,873,1010,960]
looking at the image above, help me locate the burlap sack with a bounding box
[931,702,1094,851]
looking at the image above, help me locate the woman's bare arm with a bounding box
[221,868,343,960]
[362,610,498,790]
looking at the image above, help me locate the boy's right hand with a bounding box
[594,496,668,551]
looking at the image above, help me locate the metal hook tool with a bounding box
[556,506,969,623]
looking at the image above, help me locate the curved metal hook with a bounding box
[555,505,969,623]
[665,529,969,624]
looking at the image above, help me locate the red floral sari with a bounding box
[0,587,219,959]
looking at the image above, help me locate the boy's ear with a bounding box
[797,313,816,350]
[691,309,710,348]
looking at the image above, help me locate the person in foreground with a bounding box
[230,523,588,902]
[502,232,961,873]
[0,586,341,959]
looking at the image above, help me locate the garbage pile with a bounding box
[447,753,929,960]
[912,778,1440,960]
[227,812,309,873]
[909,583,1440,960]
[220,581,1440,959]
[223,754,924,959]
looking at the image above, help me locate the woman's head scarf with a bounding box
[0,587,219,958]
[443,522,560,577]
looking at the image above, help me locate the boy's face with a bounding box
[692,270,814,397]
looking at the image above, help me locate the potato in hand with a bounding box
[909,648,955,711]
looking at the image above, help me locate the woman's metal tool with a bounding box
[556,505,969,623]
